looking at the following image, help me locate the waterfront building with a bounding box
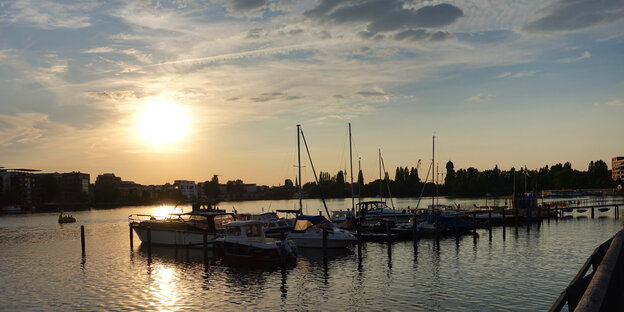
[613,156,624,181]
[174,180,198,202]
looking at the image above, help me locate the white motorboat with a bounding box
[129,210,236,247]
[217,220,296,262]
[287,215,357,248]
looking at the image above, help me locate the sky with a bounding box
[0,0,623,186]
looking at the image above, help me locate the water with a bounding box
[1,197,621,311]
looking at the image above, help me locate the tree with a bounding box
[203,175,220,199]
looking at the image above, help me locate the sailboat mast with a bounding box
[379,148,382,200]
[432,135,435,209]
[358,157,362,203]
[349,123,355,211]
[297,124,302,211]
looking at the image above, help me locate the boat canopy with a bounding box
[293,215,330,232]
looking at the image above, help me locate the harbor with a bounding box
[1,197,622,311]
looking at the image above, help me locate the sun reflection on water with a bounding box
[149,265,180,311]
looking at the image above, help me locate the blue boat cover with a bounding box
[292,215,330,232]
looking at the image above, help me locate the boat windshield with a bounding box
[227,226,241,236]
[294,219,314,231]
[214,214,235,230]
[246,224,263,237]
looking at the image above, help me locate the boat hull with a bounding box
[133,227,219,248]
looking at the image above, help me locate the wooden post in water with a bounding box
[615,206,619,219]
[322,226,328,252]
[591,207,595,219]
[80,225,86,256]
[514,206,519,227]
[203,229,208,262]
[454,213,459,237]
[386,221,392,243]
[547,206,551,223]
[502,209,506,227]
[472,211,477,235]
[488,211,492,230]
[129,223,134,250]
[147,226,152,259]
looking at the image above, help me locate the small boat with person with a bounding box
[58,211,76,223]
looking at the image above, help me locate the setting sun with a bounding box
[137,101,187,145]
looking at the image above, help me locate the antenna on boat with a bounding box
[349,123,355,212]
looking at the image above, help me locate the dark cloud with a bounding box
[429,31,453,41]
[249,92,303,102]
[231,0,269,12]
[523,0,624,33]
[394,29,428,41]
[288,29,304,35]
[357,31,384,40]
[394,29,454,42]
[319,30,332,39]
[226,97,240,101]
[305,0,463,34]
[246,28,263,38]
[333,94,345,99]
[356,91,386,97]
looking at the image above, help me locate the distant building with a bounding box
[613,156,624,181]
[174,180,198,202]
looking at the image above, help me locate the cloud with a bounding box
[225,0,269,16]
[523,0,624,33]
[356,91,386,97]
[0,113,51,146]
[246,28,264,39]
[466,93,495,102]
[249,92,304,103]
[304,0,463,35]
[556,51,591,63]
[606,99,624,107]
[394,29,455,42]
[496,71,537,78]
[0,0,98,29]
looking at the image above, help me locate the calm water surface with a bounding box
[1,197,621,311]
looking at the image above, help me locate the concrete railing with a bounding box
[549,229,624,312]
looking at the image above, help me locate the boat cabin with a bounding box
[225,221,266,239]
[292,215,331,232]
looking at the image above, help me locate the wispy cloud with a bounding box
[0,0,98,29]
[556,51,591,63]
[466,93,495,102]
[497,71,537,79]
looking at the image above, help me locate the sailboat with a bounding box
[286,125,357,248]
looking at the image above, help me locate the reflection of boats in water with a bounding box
[2,205,22,214]
[129,209,236,247]
[216,220,296,262]
[287,215,357,248]
[577,209,587,213]
[58,211,76,223]
[598,208,610,212]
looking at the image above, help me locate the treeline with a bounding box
[292,159,618,199]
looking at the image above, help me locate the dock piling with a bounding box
[80,225,85,256]
[129,223,134,250]
[147,226,152,259]
[591,207,595,219]
[386,221,392,243]
[454,213,459,237]
[472,212,477,235]
[203,230,208,261]
[322,226,328,253]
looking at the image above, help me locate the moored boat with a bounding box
[217,220,296,262]
[129,209,236,247]
[287,215,357,248]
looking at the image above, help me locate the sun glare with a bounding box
[137,101,187,145]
